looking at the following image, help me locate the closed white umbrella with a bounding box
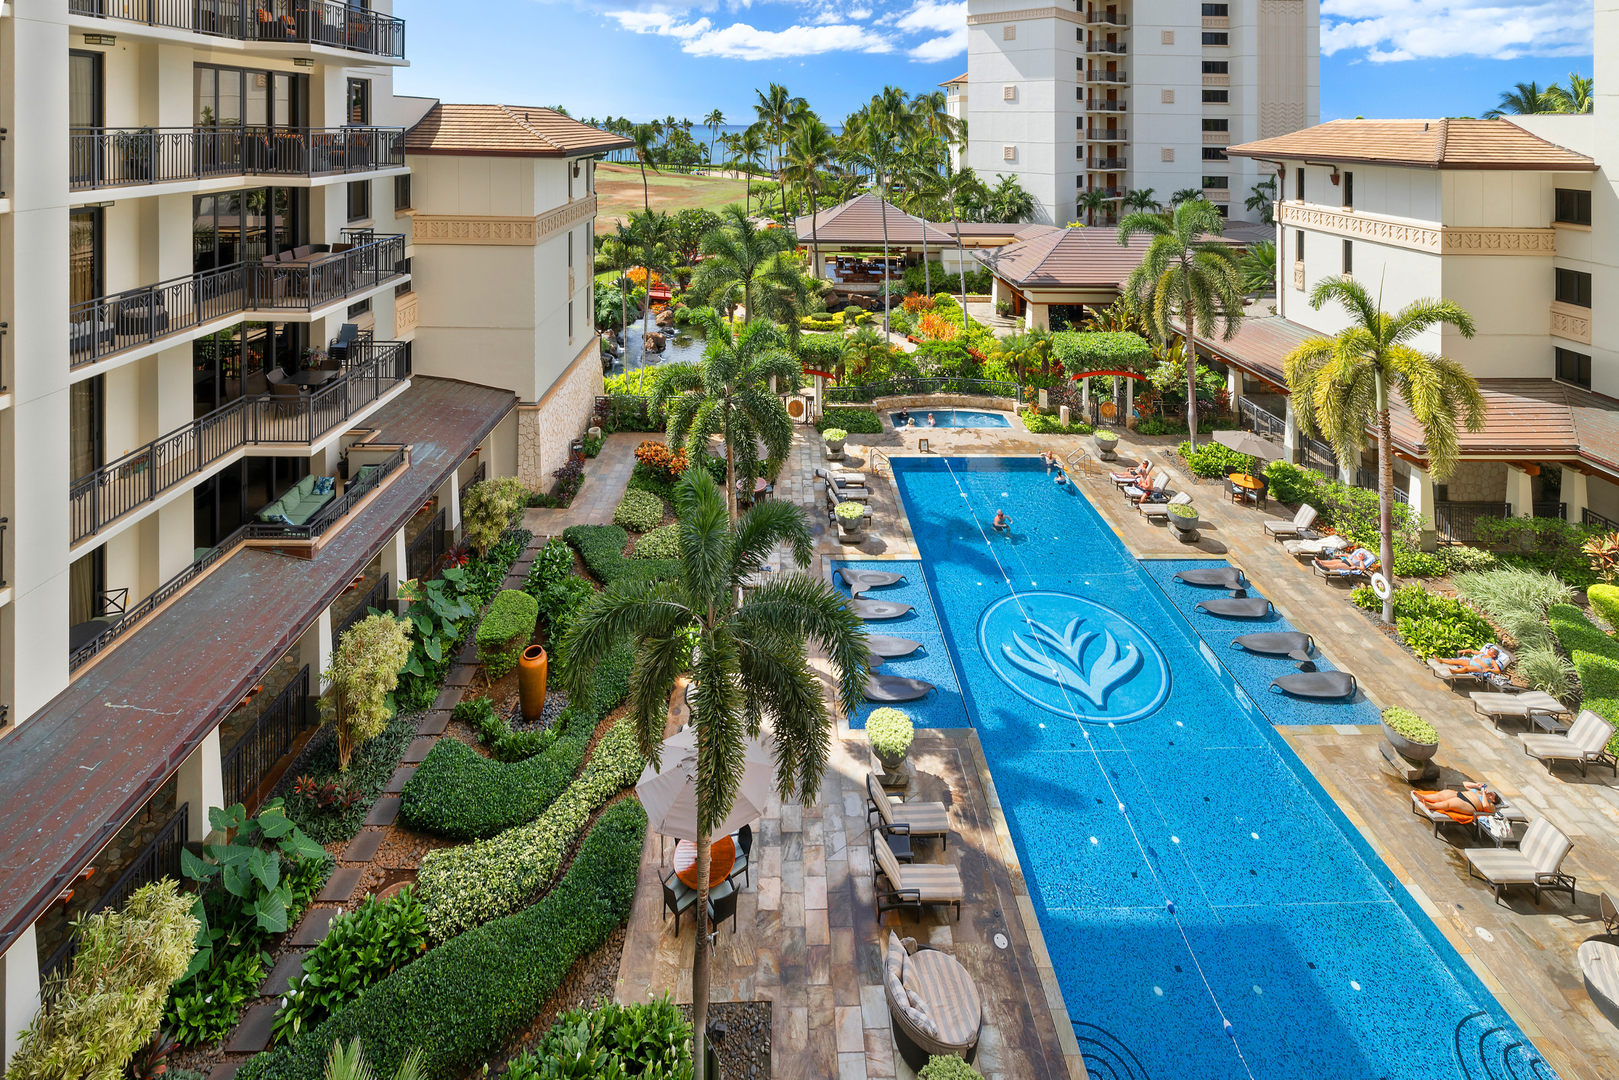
[636,727,775,842]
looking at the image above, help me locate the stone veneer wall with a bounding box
[518,338,604,489]
[1441,461,1509,504]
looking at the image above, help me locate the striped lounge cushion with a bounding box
[903,948,982,1049]
[898,864,964,902]
[893,801,950,835]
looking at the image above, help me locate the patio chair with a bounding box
[270,382,303,418]
[1408,787,1526,841]
[867,772,950,848]
[1312,549,1378,583]
[883,931,982,1070]
[331,322,360,363]
[1520,709,1618,776]
[1426,645,1514,689]
[825,483,870,507]
[265,367,288,385]
[1464,817,1576,906]
[1579,939,1619,1029]
[1140,491,1193,519]
[1123,470,1170,505]
[872,831,963,922]
[706,879,738,935]
[1470,690,1572,730]
[661,870,697,930]
[1109,460,1151,488]
[1264,504,1319,539]
[727,823,752,889]
[1282,533,1348,560]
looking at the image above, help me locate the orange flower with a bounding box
[916,312,959,341]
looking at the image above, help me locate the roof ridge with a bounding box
[497,104,563,152]
[1432,118,1449,164]
[1021,228,1077,279]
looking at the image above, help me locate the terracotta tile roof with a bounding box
[979,227,1196,290]
[923,221,1028,238]
[1386,379,1619,474]
[940,72,968,86]
[406,104,632,157]
[1225,118,1596,171]
[1179,314,1315,388]
[794,195,957,246]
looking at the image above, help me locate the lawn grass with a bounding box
[594,163,751,233]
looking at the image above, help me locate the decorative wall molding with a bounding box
[412,195,598,248]
[966,7,1083,25]
[1292,260,1305,291]
[1551,301,1593,344]
[1203,74,1230,87]
[395,291,419,336]
[1258,0,1308,138]
[1279,202,1558,256]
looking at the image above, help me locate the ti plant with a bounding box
[179,801,327,980]
[397,567,475,677]
[1582,532,1619,585]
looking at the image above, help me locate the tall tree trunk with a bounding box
[949,193,968,318]
[692,821,713,1080]
[1376,375,1396,625]
[879,161,892,336]
[640,161,650,211]
[1183,266,1198,449]
[810,186,821,290]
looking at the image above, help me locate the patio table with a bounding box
[673,836,736,890]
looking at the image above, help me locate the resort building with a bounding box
[1219,115,1619,539]
[0,6,623,1057]
[962,0,1320,226]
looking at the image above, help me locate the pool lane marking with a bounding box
[935,457,1261,1080]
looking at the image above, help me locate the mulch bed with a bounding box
[680,1002,772,1080]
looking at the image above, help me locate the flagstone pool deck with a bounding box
[611,421,1619,1080]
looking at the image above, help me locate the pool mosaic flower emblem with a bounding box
[978,592,1170,724]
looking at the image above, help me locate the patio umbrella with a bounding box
[1213,428,1284,479]
[635,726,776,843]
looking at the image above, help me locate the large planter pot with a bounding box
[518,645,549,721]
[874,742,907,772]
[1381,720,1438,762]
[825,436,846,454]
[1095,432,1119,462]
[838,520,864,542]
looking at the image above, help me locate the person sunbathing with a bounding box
[1416,783,1498,818]
[1111,458,1150,482]
[1436,644,1505,674]
[1124,474,1159,502]
[1314,548,1376,573]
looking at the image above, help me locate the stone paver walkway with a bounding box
[523,431,662,535]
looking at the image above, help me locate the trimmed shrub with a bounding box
[614,488,666,533]
[1589,583,1619,629]
[502,1000,690,1079]
[1351,584,1494,660]
[475,589,539,681]
[867,707,914,760]
[634,523,681,559]
[400,645,632,838]
[565,524,679,586]
[919,1057,986,1080]
[235,799,647,1080]
[1548,604,1619,756]
[1380,707,1436,744]
[415,718,648,943]
[1022,412,1095,436]
[1262,460,1323,506]
[1178,441,1250,479]
[814,408,883,435]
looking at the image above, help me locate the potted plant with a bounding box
[1380,706,1439,761]
[823,427,849,456]
[868,707,914,771]
[1095,429,1119,461]
[834,498,866,540]
[1167,502,1199,538]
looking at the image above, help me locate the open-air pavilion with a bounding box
[972,226,1156,330]
[793,195,993,290]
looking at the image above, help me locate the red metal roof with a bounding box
[0,378,515,952]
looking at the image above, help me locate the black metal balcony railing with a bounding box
[1435,501,1508,542]
[335,572,391,642]
[458,461,488,507]
[1085,128,1127,141]
[223,666,313,809]
[1086,99,1128,113]
[69,342,410,544]
[69,126,405,191]
[69,0,405,60]
[244,447,407,542]
[1087,41,1127,53]
[1353,467,1412,507]
[1089,187,1125,200]
[1585,508,1619,531]
[69,233,406,369]
[1086,70,1129,84]
[406,508,447,582]
[1302,436,1337,478]
[1238,396,1286,444]
[1087,10,1128,25]
[38,802,190,982]
[1087,157,1128,170]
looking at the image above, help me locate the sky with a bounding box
[393,0,1594,126]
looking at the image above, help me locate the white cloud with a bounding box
[892,0,966,60]
[607,8,712,37]
[607,9,892,58]
[1321,0,1589,61]
[848,5,873,17]
[908,27,965,60]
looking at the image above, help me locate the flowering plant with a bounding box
[634,440,689,483]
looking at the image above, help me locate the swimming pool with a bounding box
[889,408,1011,429]
[846,456,1553,1080]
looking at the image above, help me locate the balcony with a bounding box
[68,0,405,61]
[1087,41,1127,54]
[1085,99,1128,114]
[1086,70,1129,85]
[69,339,411,545]
[1085,127,1127,141]
[1086,10,1128,25]
[69,126,406,192]
[70,232,407,369]
[1089,187,1125,200]
[1087,157,1128,170]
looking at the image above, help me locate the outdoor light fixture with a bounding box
[293,58,315,68]
[83,33,116,45]
[573,161,581,178]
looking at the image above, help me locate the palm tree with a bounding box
[1117,198,1244,448]
[1123,188,1160,213]
[863,87,915,335]
[687,203,803,321]
[1077,187,1111,226]
[940,162,979,315]
[1169,188,1204,207]
[846,325,890,382]
[755,83,802,217]
[1484,81,1561,118]
[1244,174,1278,225]
[783,118,838,284]
[1283,280,1484,624]
[986,173,1036,222]
[653,310,802,521]
[1240,239,1276,295]
[731,127,768,218]
[597,224,639,340]
[631,123,660,211]
[704,109,726,172]
[1549,73,1595,113]
[632,210,679,389]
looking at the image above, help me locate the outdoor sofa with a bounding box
[883,930,982,1070]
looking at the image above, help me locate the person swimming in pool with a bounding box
[927,413,937,427]
[1040,450,1054,470]
[897,406,910,425]
[993,509,1010,531]
[1416,783,1499,817]
[1054,470,1068,486]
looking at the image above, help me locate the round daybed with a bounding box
[883,931,981,1069]
[1579,937,1619,1028]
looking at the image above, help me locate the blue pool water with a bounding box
[889,408,1011,429]
[844,456,1552,1080]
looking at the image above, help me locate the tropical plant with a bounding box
[461,477,529,557]
[1245,174,1278,225]
[1380,707,1437,744]
[397,568,476,681]
[273,891,428,1046]
[323,1039,425,1080]
[821,427,849,442]
[503,999,691,1079]
[686,205,806,323]
[653,310,800,521]
[630,123,660,210]
[324,614,413,772]
[1077,187,1111,227]
[474,589,539,681]
[1583,532,1619,584]
[1240,239,1276,294]
[1284,278,1485,622]
[783,116,838,279]
[918,1057,986,1080]
[985,173,1036,222]
[702,108,725,171]
[1551,73,1595,113]
[614,488,667,532]
[867,707,914,760]
[1484,81,1563,118]
[1450,566,1571,650]
[10,882,197,1080]
[1117,198,1243,447]
[1123,188,1160,213]
[558,467,869,1080]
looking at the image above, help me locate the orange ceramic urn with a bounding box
[518,645,548,720]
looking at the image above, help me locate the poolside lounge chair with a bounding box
[1408,787,1526,841]
[836,567,903,591]
[867,635,923,658]
[1520,709,1618,776]
[1195,597,1274,619]
[816,466,867,488]
[1282,533,1348,560]
[1464,817,1576,906]
[873,830,963,921]
[1470,690,1571,730]
[883,931,982,1070]
[1232,631,1315,665]
[1579,940,1619,1029]
[1270,670,1357,700]
[866,675,934,702]
[1123,470,1170,504]
[1264,504,1318,540]
[1173,566,1247,589]
[867,772,951,848]
[1426,644,1514,689]
[1313,549,1378,583]
[1109,460,1150,488]
[1139,491,1193,520]
[824,482,871,504]
[852,599,912,620]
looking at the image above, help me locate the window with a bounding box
[347,180,371,222]
[568,232,574,268]
[1077,145,1084,160]
[1201,61,1228,73]
[1556,188,1592,226]
[1295,230,1304,261]
[1202,118,1229,131]
[1202,147,1227,160]
[1202,32,1229,45]
[1216,204,1229,218]
[1342,239,1353,275]
[1556,347,1592,388]
[1203,89,1229,103]
[347,298,371,319]
[196,65,305,129]
[1202,176,1228,188]
[1556,267,1593,307]
[568,302,575,339]
[347,78,371,125]
[394,174,412,211]
[1202,3,1229,13]
[1343,171,1353,208]
[395,257,413,296]
[1295,167,1304,200]
[1076,116,1084,129]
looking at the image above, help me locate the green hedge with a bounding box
[453,695,555,763]
[1023,412,1095,435]
[814,407,883,435]
[1178,440,1251,479]
[564,524,680,586]
[399,645,632,838]
[613,488,666,532]
[1548,603,1619,756]
[1590,584,1619,629]
[1352,584,1494,660]
[633,523,681,559]
[415,718,647,943]
[235,799,647,1080]
[474,589,539,681]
